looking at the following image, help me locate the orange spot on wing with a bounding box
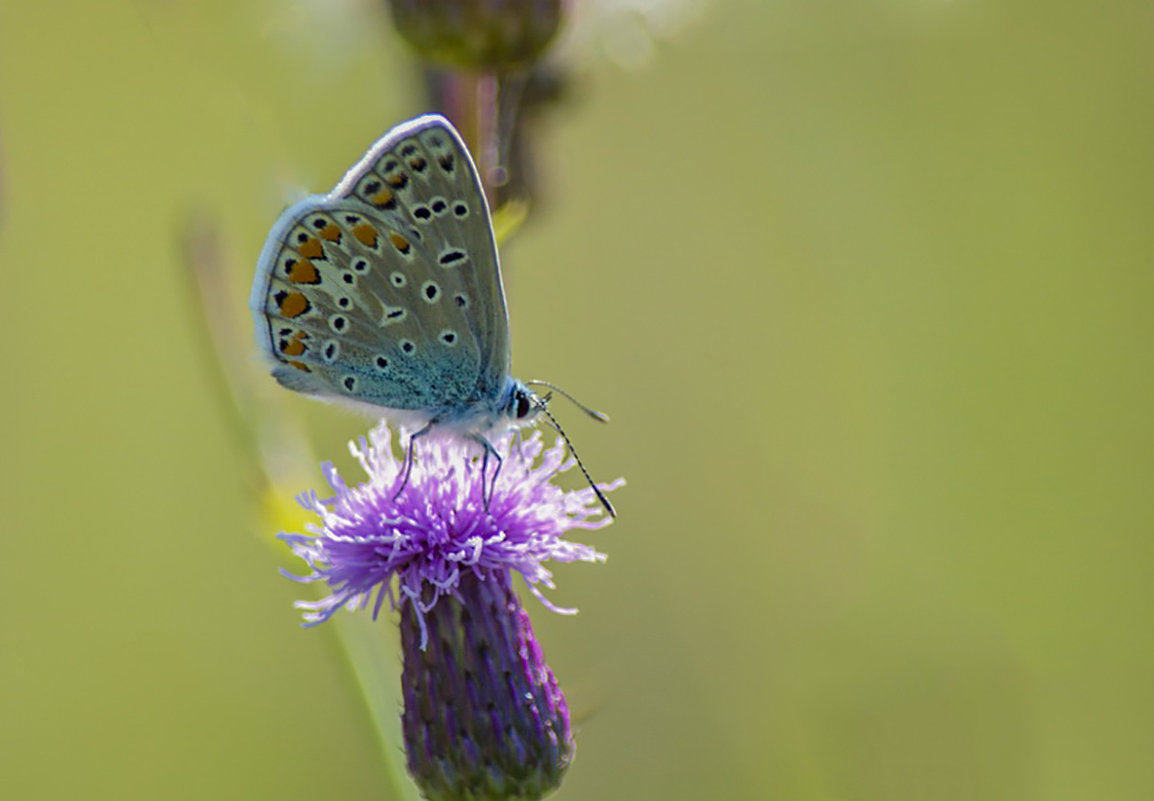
[352,223,379,248]
[287,258,320,284]
[370,188,395,207]
[286,360,311,372]
[282,339,307,356]
[388,232,411,254]
[318,223,342,241]
[278,292,310,318]
[297,237,324,259]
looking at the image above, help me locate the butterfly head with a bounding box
[506,381,545,425]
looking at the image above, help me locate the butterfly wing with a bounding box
[250,115,512,413]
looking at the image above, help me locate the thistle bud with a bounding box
[386,0,564,70]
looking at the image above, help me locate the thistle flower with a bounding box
[280,422,616,637]
[280,422,620,799]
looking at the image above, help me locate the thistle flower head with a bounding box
[281,422,619,799]
[280,422,619,646]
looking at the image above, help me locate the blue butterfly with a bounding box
[250,115,612,514]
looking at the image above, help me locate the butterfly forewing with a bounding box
[333,116,512,397]
[251,115,513,413]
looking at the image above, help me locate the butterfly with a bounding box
[250,114,613,515]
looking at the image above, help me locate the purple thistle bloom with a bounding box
[280,423,618,645]
[280,422,620,799]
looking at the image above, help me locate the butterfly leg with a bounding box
[395,421,436,500]
[469,434,503,512]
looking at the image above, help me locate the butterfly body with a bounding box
[251,114,538,439]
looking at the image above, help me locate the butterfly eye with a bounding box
[515,392,533,419]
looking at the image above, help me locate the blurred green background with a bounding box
[3,1,1153,799]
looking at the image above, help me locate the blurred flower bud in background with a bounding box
[386,0,564,69]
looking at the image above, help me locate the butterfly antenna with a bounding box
[526,380,610,423]
[536,402,616,518]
